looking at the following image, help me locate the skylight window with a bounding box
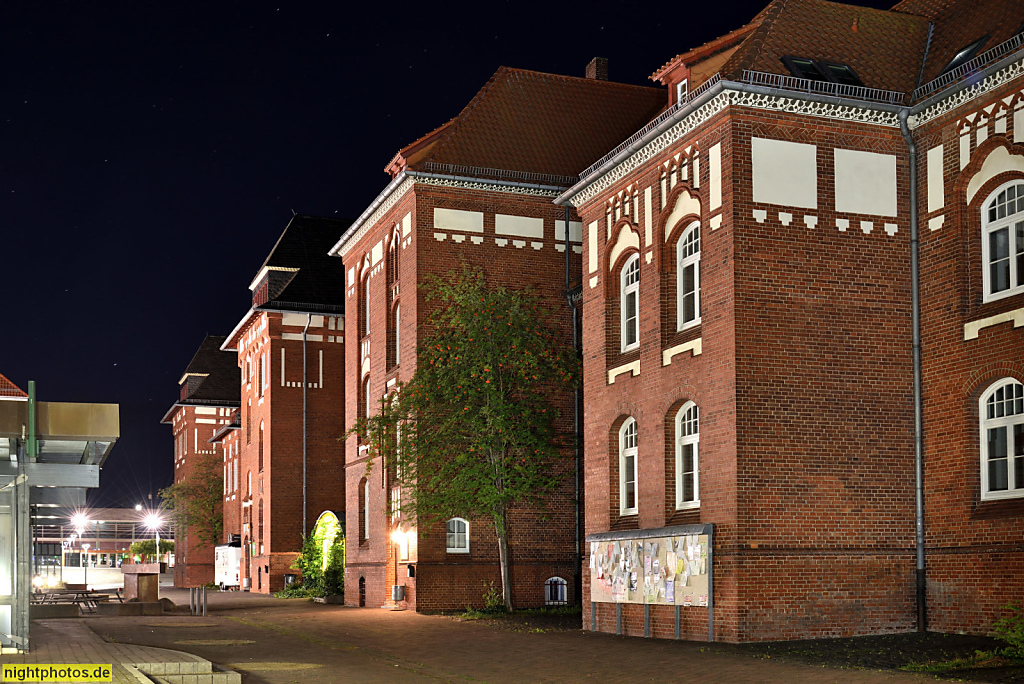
[782,56,827,81]
[939,36,989,75]
[781,57,864,87]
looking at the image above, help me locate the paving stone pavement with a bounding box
[3,618,228,684]
[43,588,939,684]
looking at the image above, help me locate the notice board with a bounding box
[588,531,709,606]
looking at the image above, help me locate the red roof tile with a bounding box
[0,372,27,398]
[401,67,666,180]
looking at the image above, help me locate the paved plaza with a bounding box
[1,588,941,683]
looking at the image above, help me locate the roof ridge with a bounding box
[419,66,510,168]
[721,0,790,78]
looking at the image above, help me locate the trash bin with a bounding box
[284,574,296,586]
[391,584,406,601]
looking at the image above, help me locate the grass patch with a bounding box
[902,648,1024,674]
[273,585,316,599]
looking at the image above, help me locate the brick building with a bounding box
[160,335,239,587]
[328,62,665,610]
[221,214,348,593]
[556,0,1024,642]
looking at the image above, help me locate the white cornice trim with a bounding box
[910,55,1024,129]
[329,173,412,259]
[248,266,299,292]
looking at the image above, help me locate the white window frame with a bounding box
[675,402,700,509]
[620,255,640,352]
[981,181,1024,302]
[980,378,1024,501]
[619,418,638,515]
[544,576,568,605]
[363,478,371,541]
[675,78,689,103]
[446,517,469,553]
[677,221,701,330]
[364,377,372,419]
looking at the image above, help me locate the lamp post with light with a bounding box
[145,513,163,566]
[81,543,90,588]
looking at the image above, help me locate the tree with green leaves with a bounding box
[158,449,223,551]
[128,539,175,562]
[352,269,579,611]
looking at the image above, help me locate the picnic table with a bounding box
[30,589,124,613]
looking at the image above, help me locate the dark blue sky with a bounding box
[1,0,893,506]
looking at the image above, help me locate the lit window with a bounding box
[676,402,700,509]
[982,182,1024,301]
[446,517,469,553]
[620,255,640,352]
[980,379,1024,500]
[619,418,638,515]
[363,277,371,337]
[545,577,568,605]
[258,422,265,472]
[394,304,401,367]
[675,78,689,104]
[677,221,701,329]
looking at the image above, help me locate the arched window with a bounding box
[446,517,469,553]
[620,254,640,352]
[676,402,700,508]
[247,470,252,497]
[545,577,568,605]
[677,221,701,329]
[619,418,638,515]
[980,378,1024,500]
[258,499,264,545]
[365,377,373,420]
[258,421,265,472]
[982,181,1024,301]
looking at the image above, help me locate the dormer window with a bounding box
[781,57,863,87]
[675,78,689,104]
[939,36,989,76]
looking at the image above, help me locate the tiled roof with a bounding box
[180,335,239,403]
[908,0,1024,86]
[719,0,932,94]
[404,67,666,180]
[257,214,348,310]
[0,372,27,398]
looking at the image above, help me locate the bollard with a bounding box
[202,586,207,617]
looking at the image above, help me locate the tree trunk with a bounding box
[495,515,514,611]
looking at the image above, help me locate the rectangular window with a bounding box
[624,291,637,347]
[989,426,1008,491]
[624,454,636,510]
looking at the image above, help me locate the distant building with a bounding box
[557,0,1024,641]
[160,335,239,587]
[328,61,665,610]
[1,373,119,652]
[221,214,348,593]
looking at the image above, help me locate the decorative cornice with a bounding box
[414,175,562,198]
[726,89,900,127]
[566,87,904,208]
[910,56,1024,129]
[568,93,731,208]
[335,177,414,259]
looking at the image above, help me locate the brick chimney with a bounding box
[585,57,609,81]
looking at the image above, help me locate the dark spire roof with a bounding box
[252,214,348,312]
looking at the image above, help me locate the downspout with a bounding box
[302,313,311,537]
[899,108,926,633]
[563,206,582,607]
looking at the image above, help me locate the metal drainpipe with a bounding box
[302,313,311,538]
[899,108,927,633]
[563,205,582,606]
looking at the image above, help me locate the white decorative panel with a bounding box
[960,133,971,170]
[371,240,383,265]
[751,137,817,209]
[833,148,897,217]
[709,143,722,210]
[495,214,543,239]
[402,212,412,237]
[927,145,944,213]
[433,208,484,233]
[644,186,653,246]
[588,221,599,274]
[554,220,582,243]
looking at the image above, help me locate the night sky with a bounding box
[2,0,894,507]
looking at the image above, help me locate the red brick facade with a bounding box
[565,2,1024,642]
[338,184,581,610]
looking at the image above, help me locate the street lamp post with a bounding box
[81,543,90,588]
